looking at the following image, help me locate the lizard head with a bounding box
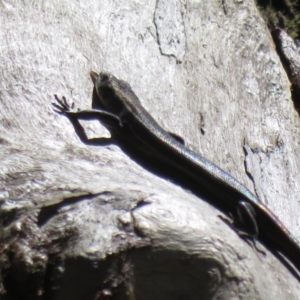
[90,71,142,117]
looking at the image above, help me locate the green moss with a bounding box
[255,0,300,40]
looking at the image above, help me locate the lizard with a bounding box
[52,71,300,278]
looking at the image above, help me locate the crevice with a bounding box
[242,142,255,184]
[271,27,300,114]
[255,1,300,114]
[153,0,186,63]
[37,192,109,226]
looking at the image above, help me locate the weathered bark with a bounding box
[1,0,300,299]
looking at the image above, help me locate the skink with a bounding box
[53,71,300,278]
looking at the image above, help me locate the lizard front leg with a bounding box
[52,95,122,146]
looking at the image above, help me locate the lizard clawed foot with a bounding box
[218,214,266,255]
[52,95,75,115]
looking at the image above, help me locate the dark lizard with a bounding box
[52,71,300,278]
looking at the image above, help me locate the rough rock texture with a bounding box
[1,0,300,299]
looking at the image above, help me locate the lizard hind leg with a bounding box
[236,201,266,255]
[218,201,266,255]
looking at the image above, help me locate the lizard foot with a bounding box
[52,95,75,115]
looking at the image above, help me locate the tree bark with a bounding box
[1,0,300,299]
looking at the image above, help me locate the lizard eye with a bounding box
[100,73,109,83]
